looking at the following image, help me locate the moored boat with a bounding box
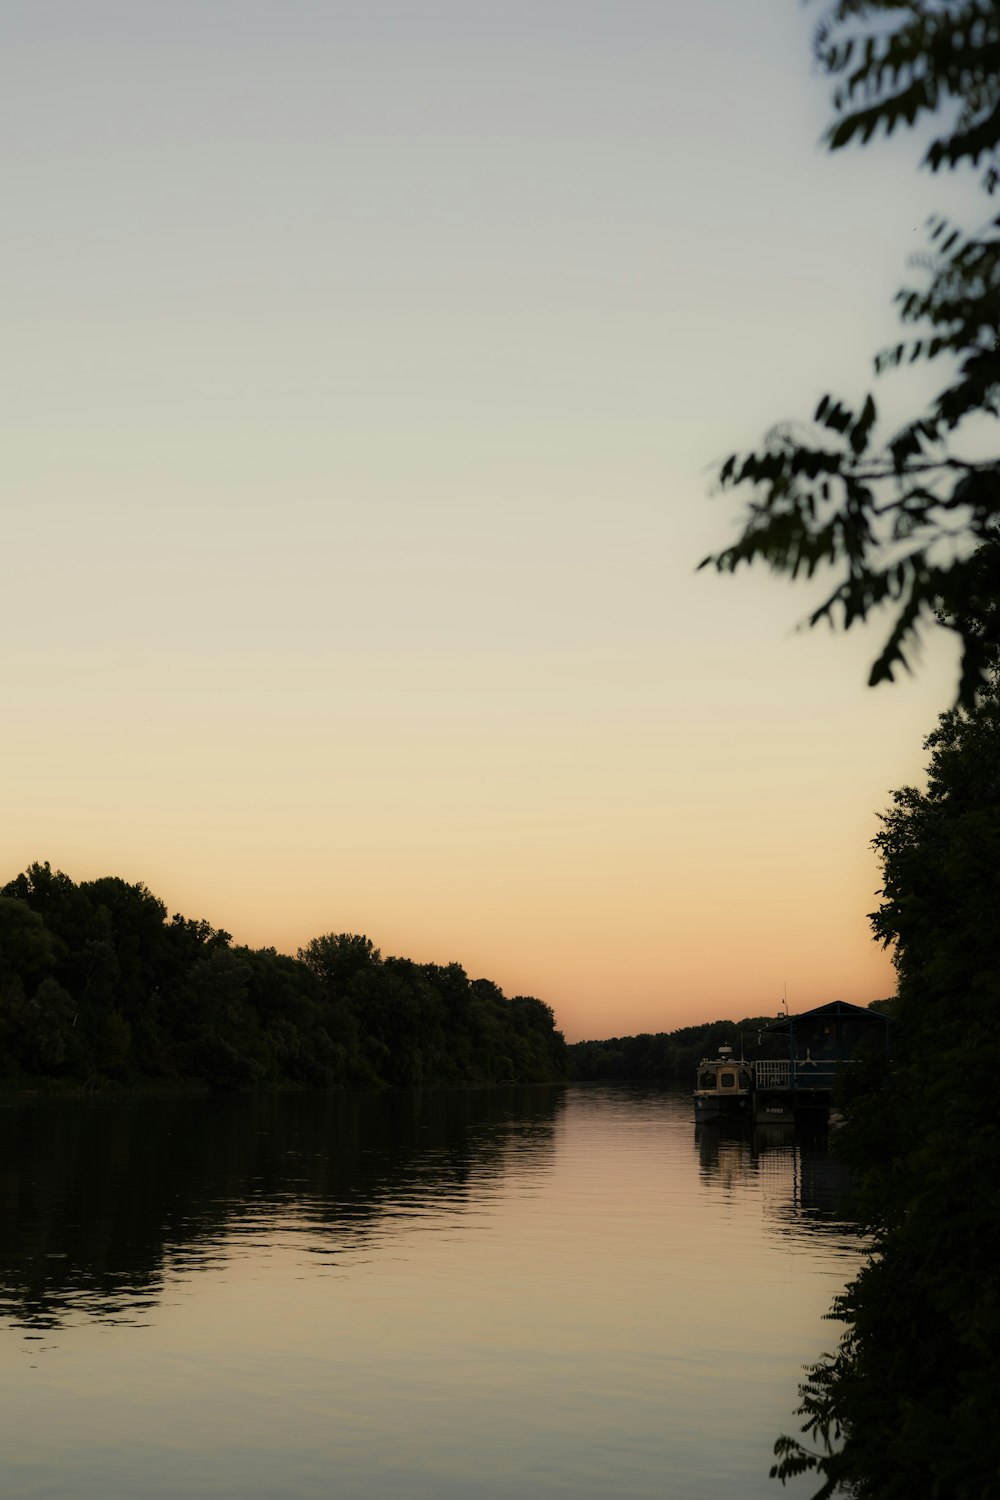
[693,1046,753,1120]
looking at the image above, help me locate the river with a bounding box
[0,1085,862,1499]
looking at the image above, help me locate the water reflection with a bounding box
[0,1087,564,1332]
[695,1117,859,1242]
[0,1087,866,1500]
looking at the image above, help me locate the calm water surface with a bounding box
[0,1086,862,1499]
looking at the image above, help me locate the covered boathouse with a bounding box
[753,999,892,1122]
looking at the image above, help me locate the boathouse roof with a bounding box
[766,1000,892,1035]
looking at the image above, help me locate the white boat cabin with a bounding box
[693,1046,753,1117]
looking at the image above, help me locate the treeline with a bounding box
[567,1017,788,1083]
[0,864,567,1092]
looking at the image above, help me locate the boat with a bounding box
[692,1046,753,1120]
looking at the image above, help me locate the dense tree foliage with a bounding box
[694,7,1000,1490]
[701,0,1000,704]
[0,865,566,1091]
[568,1017,788,1083]
[773,674,1000,1498]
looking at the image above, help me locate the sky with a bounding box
[3,1,979,1040]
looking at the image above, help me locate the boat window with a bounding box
[720,1072,736,1089]
[698,1071,716,1090]
[739,1071,751,1089]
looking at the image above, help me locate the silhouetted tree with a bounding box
[0,872,567,1092]
[702,0,1000,705]
[773,671,1000,1498]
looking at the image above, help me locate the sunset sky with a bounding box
[5,1,975,1040]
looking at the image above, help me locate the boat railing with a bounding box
[753,1058,842,1090]
[754,1060,791,1089]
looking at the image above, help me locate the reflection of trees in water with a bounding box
[0,1086,564,1331]
[694,1120,857,1238]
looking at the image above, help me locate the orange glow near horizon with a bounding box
[5,621,937,1043]
[4,2,967,1045]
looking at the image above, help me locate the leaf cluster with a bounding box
[703,1,1000,705]
[815,1,1000,184]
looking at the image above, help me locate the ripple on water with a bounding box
[0,1086,863,1500]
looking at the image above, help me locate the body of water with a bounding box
[0,1085,861,1499]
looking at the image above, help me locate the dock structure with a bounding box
[751,1000,892,1122]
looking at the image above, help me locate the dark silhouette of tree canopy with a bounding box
[772,668,1000,1498]
[0,863,567,1092]
[566,1018,788,1083]
[701,0,1000,705]
[696,11,1000,1493]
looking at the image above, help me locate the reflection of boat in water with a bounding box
[692,1046,753,1120]
[694,1118,858,1238]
